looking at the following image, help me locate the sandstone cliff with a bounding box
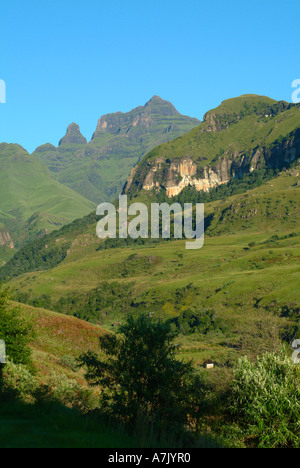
[0,230,14,249]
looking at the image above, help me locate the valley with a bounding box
[5,165,300,370]
[1,93,299,449]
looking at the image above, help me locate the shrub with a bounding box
[1,360,38,401]
[34,372,98,413]
[229,351,300,448]
[174,309,227,335]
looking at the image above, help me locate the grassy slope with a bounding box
[144,96,300,165]
[8,167,300,367]
[1,302,220,448]
[0,303,140,448]
[15,302,104,381]
[0,401,140,448]
[0,144,95,261]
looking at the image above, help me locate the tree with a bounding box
[79,314,201,432]
[0,289,34,368]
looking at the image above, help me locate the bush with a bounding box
[34,372,98,413]
[229,351,300,448]
[174,309,227,335]
[1,360,38,401]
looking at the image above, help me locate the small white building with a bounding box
[203,360,214,369]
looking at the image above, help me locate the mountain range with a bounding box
[0,143,95,264]
[1,92,299,449]
[0,93,299,268]
[33,96,200,203]
[0,96,200,263]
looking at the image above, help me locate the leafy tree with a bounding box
[79,315,202,432]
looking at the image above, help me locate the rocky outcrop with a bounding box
[0,231,14,249]
[134,157,231,197]
[92,96,200,140]
[125,127,300,198]
[59,123,87,146]
[93,112,153,138]
[123,165,139,193]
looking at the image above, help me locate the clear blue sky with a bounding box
[1,0,299,153]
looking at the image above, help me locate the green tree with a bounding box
[0,289,34,368]
[79,315,201,432]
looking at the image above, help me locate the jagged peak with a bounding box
[144,95,180,116]
[59,123,87,146]
[145,95,165,104]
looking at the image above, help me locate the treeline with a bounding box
[0,211,99,282]
[0,240,71,282]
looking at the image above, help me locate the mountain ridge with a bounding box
[0,143,95,263]
[32,96,201,204]
[124,95,300,198]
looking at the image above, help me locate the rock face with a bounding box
[92,95,198,140]
[59,123,87,146]
[0,231,14,249]
[125,132,300,198]
[124,157,231,197]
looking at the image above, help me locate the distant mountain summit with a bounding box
[92,95,197,139]
[59,123,87,146]
[33,96,200,203]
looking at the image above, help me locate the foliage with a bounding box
[0,289,34,367]
[1,360,38,401]
[0,210,99,281]
[173,309,227,335]
[79,315,203,432]
[0,240,71,282]
[34,372,98,412]
[229,351,300,448]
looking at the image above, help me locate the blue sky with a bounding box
[0,0,299,153]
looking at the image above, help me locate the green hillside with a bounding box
[1,156,299,449]
[125,95,300,198]
[33,96,200,204]
[0,143,95,264]
[0,303,167,448]
[2,166,299,369]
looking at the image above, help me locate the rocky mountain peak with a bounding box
[144,95,180,116]
[59,123,87,146]
[92,96,194,140]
